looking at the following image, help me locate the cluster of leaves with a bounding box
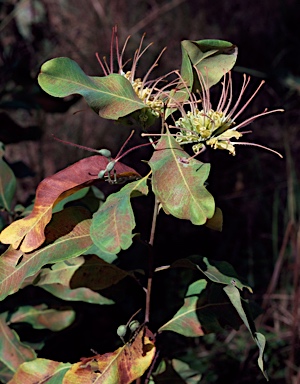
[0,33,271,383]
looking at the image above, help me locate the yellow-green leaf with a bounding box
[8,358,71,384]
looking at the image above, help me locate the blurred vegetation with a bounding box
[0,0,299,382]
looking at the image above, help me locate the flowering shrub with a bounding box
[0,27,283,383]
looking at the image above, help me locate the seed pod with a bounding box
[129,320,140,333]
[117,324,127,338]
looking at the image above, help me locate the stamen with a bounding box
[131,34,153,80]
[95,52,109,76]
[195,67,211,115]
[233,141,283,158]
[115,130,135,159]
[221,72,233,115]
[231,77,264,121]
[142,47,167,89]
[52,134,107,155]
[233,108,284,130]
[116,137,159,162]
[216,73,228,112]
[102,56,111,76]
[186,146,206,161]
[118,35,132,74]
[110,25,116,74]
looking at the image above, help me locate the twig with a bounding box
[144,196,160,324]
[145,350,160,383]
[261,220,293,311]
[128,0,187,36]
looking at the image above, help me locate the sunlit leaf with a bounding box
[0,208,93,301]
[9,305,75,331]
[91,177,149,254]
[196,257,252,292]
[158,279,207,336]
[181,39,237,89]
[149,135,215,225]
[36,257,85,286]
[224,284,268,380]
[38,57,145,119]
[0,155,138,252]
[255,332,268,381]
[63,327,155,384]
[70,255,130,291]
[41,284,114,305]
[0,313,36,373]
[83,243,118,263]
[0,143,16,212]
[8,358,71,384]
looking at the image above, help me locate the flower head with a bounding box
[96,26,168,118]
[174,69,283,157]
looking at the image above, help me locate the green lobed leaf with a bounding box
[38,57,145,120]
[0,143,16,212]
[196,257,252,292]
[149,135,215,225]
[223,284,268,380]
[8,358,71,384]
[9,305,75,331]
[0,313,36,373]
[181,39,238,89]
[90,177,149,254]
[158,279,207,336]
[0,207,93,301]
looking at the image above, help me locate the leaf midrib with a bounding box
[40,72,145,105]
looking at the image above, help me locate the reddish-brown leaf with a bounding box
[149,135,215,225]
[0,156,139,252]
[0,314,36,373]
[63,327,155,384]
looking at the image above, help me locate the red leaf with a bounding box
[0,156,139,252]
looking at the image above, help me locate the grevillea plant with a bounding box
[0,27,283,383]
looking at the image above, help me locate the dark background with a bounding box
[0,0,299,382]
